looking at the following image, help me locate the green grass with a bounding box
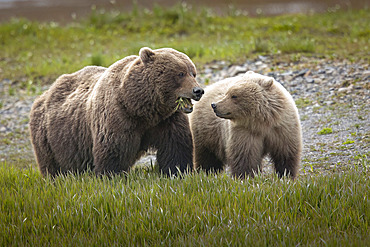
[318,127,333,135]
[295,98,312,108]
[0,160,369,246]
[0,5,369,83]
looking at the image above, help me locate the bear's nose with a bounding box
[211,103,217,109]
[192,87,204,101]
[193,87,204,95]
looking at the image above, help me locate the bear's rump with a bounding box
[45,103,94,172]
[41,68,104,172]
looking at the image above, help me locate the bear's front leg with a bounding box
[228,132,264,179]
[150,112,193,176]
[92,131,141,176]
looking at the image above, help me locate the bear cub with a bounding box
[30,47,204,177]
[190,71,302,179]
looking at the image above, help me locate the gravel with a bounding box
[1,56,369,176]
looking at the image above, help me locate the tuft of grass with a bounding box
[253,37,270,53]
[277,37,315,53]
[295,98,312,108]
[90,53,105,66]
[342,139,355,145]
[7,86,15,96]
[1,138,11,145]
[318,127,333,135]
[0,161,369,246]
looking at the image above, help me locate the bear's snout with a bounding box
[192,87,204,101]
[211,102,232,119]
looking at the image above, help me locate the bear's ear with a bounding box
[243,71,254,78]
[261,78,274,89]
[139,47,155,64]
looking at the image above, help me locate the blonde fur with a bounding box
[189,71,302,179]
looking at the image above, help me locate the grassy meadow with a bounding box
[0,4,369,246]
[0,161,369,246]
[0,5,369,84]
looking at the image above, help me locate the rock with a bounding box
[296,69,309,77]
[290,80,299,87]
[281,71,293,76]
[317,69,326,74]
[0,126,9,132]
[362,70,370,78]
[258,55,268,61]
[305,77,315,83]
[255,61,263,66]
[228,65,247,77]
[338,84,353,93]
[204,68,213,74]
[314,78,323,84]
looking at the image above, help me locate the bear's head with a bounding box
[139,47,204,113]
[211,71,275,123]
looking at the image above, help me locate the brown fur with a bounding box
[189,71,302,179]
[29,47,204,177]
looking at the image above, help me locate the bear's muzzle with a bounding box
[192,87,204,101]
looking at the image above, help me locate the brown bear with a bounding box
[29,47,204,177]
[189,71,302,179]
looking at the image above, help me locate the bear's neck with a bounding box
[117,71,175,128]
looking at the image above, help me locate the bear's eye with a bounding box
[178,72,185,77]
[231,95,237,99]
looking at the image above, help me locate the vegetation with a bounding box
[0,160,369,246]
[0,5,369,84]
[318,127,333,135]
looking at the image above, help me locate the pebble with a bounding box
[296,69,309,77]
[324,101,335,105]
[228,65,247,77]
[338,84,353,93]
[305,77,314,83]
[363,70,370,78]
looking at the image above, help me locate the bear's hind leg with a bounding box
[32,141,60,177]
[271,153,299,179]
[29,98,60,177]
[269,128,301,179]
[194,147,224,174]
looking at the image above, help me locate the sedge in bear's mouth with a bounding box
[175,97,193,113]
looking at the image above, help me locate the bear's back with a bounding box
[44,66,106,108]
[271,80,299,118]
